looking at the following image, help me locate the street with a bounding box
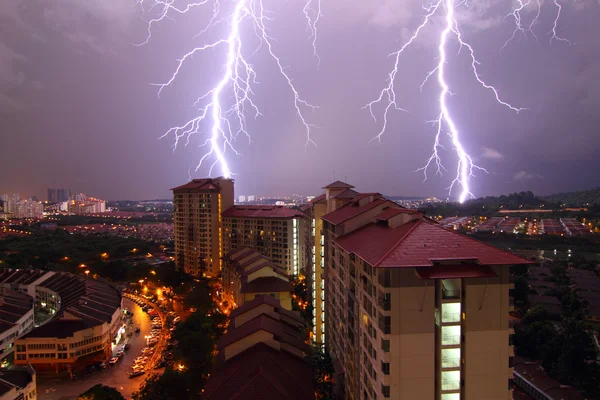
[37,299,152,400]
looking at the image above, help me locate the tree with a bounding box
[310,347,335,400]
[77,384,125,400]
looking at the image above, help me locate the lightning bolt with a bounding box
[138,0,317,178]
[366,0,538,203]
[303,0,322,67]
[502,0,572,49]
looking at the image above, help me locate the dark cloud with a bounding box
[0,0,598,200]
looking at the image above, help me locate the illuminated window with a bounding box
[441,325,461,345]
[441,348,460,368]
[441,371,460,391]
[441,303,461,323]
[441,394,460,400]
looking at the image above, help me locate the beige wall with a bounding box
[232,303,276,327]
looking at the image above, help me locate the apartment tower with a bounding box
[316,182,532,400]
[172,178,234,277]
[222,205,309,277]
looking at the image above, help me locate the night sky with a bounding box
[1,0,599,201]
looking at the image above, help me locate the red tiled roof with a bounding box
[415,264,497,279]
[204,342,314,400]
[322,181,355,189]
[171,177,230,191]
[218,314,307,352]
[242,277,292,294]
[375,208,419,220]
[241,263,287,278]
[330,189,359,199]
[222,206,306,219]
[321,197,393,225]
[334,219,533,267]
[228,295,303,325]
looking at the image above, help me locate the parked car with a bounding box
[108,357,119,365]
[128,370,145,378]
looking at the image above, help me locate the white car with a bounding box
[108,357,119,365]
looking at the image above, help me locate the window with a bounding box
[381,338,390,352]
[381,384,390,398]
[381,361,390,375]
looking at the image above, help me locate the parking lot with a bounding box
[38,298,152,399]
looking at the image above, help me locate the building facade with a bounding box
[222,247,293,310]
[0,365,36,400]
[313,183,531,400]
[172,178,234,277]
[0,288,35,366]
[222,205,308,277]
[0,270,123,374]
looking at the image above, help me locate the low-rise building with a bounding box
[511,356,584,400]
[0,289,35,366]
[222,247,292,310]
[0,364,36,400]
[0,270,123,375]
[203,295,313,399]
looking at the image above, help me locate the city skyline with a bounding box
[1,1,599,201]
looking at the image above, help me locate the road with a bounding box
[38,299,152,400]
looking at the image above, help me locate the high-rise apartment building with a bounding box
[172,178,234,277]
[47,188,71,203]
[222,205,308,277]
[312,182,532,400]
[47,188,57,203]
[304,181,358,346]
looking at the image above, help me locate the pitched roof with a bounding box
[203,342,314,400]
[222,206,306,219]
[375,208,419,220]
[330,189,359,199]
[334,219,533,268]
[170,177,230,191]
[241,277,292,294]
[322,181,355,189]
[229,295,304,325]
[308,193,326,203]
[218,314,307,353]
[321,197,393,225]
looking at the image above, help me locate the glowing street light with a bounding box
[85,270,90,277]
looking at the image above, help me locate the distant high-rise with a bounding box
[47,188,71,203]
[47,188,57,203]
[238,195,246,203]
[172,178,234,277]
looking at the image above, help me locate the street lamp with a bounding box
[85,270,90,278]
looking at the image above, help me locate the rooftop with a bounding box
[322,181,355,189]
[203,342,314,400]
[171,177,232,192]
[222,205,306,219]
[241,276,292,294]
[321,195,392,225]
[334,219,533,268]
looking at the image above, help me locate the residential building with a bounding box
[0,270,123,374]
[222,205,309,277]
[203,295,313,399]
[0,364,36,400]
[67,198,106,215]
[314,182,532,400]
[511,356,585,400]
[171,178,234,277]
[303,181,358,346]
[238,195,246,203]
[0,288,35,366]
[222,246,293,310]
[47,189,57,203]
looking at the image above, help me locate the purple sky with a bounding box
[1,0,599,201]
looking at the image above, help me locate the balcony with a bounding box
[441,380,460,391]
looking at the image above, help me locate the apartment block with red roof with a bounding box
[222,246,293,310]
[315,182,533,400]
[222,205,309,277]
[171,178,234,277]
[203,295,314,399]
[303,181,358,347]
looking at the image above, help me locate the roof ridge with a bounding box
[373,219,422,267]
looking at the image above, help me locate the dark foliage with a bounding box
[77,384,125,400]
